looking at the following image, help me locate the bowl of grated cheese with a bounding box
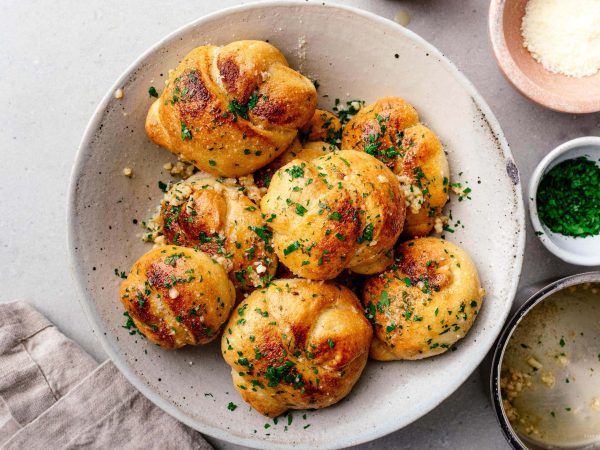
[489,0,600,114]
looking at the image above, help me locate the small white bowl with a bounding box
[529,137,600,266]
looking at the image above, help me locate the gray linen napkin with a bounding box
[0,301,212,450]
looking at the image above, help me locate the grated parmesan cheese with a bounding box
[521,0,600,78]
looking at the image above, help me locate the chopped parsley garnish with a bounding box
[333,98,365,125]
[285,165,305,179]
[122,311,143,336]
[328,211,342,221]
[536,156,600,237]
[114,268,127,279]
[180,121,192,141]
[158,181,168,192]
[283,241,301,256]
[148,86,159,98]
[264,360,298,388]
[295,203,307,216]
[377,290,390,312]
[227,402,237,411]
[227,99,249,120]
[247,93,260,109]
[164,252,185,267]
[249,225,272,243]
[357,223,373,243]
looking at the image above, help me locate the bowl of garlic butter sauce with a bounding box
[491,273,600,450]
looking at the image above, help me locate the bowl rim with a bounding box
[67,1,526,448]
[488,0,600,114]
[528,136,600,266]
[490,271,600,449]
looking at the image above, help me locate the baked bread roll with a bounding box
[342,97,450,237]
[261,150,406,279]
[159,173,277,291]
[362,237,484,360]
[120,246,235,349]
[221,279,372,417]
[146,40,317,177]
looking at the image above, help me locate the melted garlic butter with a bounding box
[501,283,600,448]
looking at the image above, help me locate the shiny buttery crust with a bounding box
[119,246,235,349]
[342,97,450,237]
[261,150,406,280]
[146,40,317,177]
[362,237,484,360]
[160,173,277,292]
[221,279,372,416]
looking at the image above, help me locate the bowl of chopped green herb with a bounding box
[529,136,600,266]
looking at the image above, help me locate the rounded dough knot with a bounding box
[146,40,317,177]
[159,173,278,292]
[221,278,372,417]
[342,96,450,238]
[119,246,236,349]
[261,150,406,280]
[362,237,484,361]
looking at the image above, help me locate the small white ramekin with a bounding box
[528,136,600,266]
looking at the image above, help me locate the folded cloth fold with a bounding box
[0,301,212,450]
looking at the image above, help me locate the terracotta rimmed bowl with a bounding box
[489,0,600,114]
[68,1,525,448]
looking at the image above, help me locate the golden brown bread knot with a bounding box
[261,150,406,280]
[342,97,450,237]
[221,279,372,417]
[362,237,484,361]
[119,246,235,349]
[145,40,317,177]
[159,174,277,292]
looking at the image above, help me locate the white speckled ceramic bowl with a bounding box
[529,137,600,266]
[68,2,525,448]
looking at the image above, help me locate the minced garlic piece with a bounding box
[541,372,555,387]
[555,354,569,366]
[152,235,166,248]
[122,167,133,177]
[527,356,543,370]
[114,88,124,99]
[166,160,197,179]
[500,367,532,401]
[433,215,449,234]
[397,174,424,214]
[163,182,192,206]
[350,101,362,111]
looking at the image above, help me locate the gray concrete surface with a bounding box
[1,0,598,448]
